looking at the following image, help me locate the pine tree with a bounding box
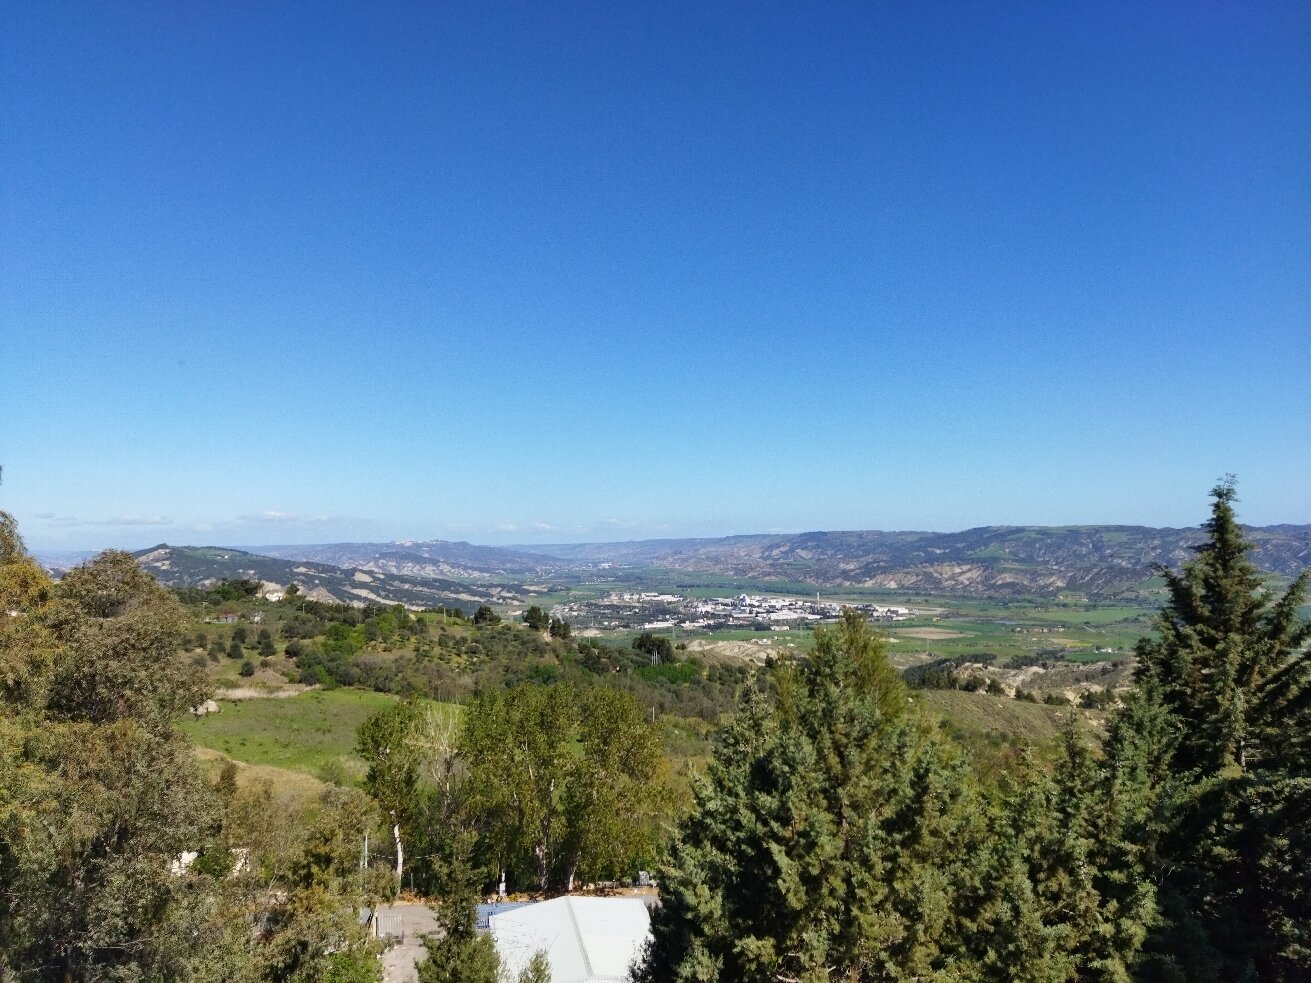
[1135,477,1310,773]
[522,605,549,631]
[517,951,552,983]
[1128,480,1311,980]
[983,728,1157,983]
[637,611,993,982]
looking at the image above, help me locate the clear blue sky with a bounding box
[3,1,1308,550]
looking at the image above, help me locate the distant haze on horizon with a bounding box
[3,3,1307,551]
[16,499,1311,555]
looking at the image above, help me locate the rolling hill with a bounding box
[128,544,519,609]
[256,539,561,580]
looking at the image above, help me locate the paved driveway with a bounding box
[376,903,442,983]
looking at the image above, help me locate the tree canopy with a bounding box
[0,513,386,982]
[1131,480,1311,980]
[460,683,670,893]
[638,610,1157,982]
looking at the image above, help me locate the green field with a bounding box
[180,689,462,780]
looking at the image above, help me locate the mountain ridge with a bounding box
[252,523,1311,597]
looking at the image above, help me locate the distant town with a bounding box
[542,591,916,633]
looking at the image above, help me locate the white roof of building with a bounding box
[490,896,651,983]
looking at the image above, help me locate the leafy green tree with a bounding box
[257,886,382,983]
[255,786,387,981]
[417,832,502,983]
[0,717,227,979]
[0,518,56,708]
[633,632,674,665]
[462,684,668,893]
[472,604,501,626]
[46,551,208,728]
[523,605,549,631]
[215,579,261,601]
[228,638,244,660]
[462,684,576,892]
[559,688,670,891]
[357,698,426,887]
[1,515,395,980]
[548,616,571,640]
[0,539,230,980]
[258,627,276,658]
[239,660,255,677]
[217,760,239,801]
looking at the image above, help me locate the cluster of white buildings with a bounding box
[685,594,912,627]
[552,591,914,633]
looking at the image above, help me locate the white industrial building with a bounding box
[490,896,652,983]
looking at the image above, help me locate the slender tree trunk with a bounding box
[537,787,554,892]
[393,822,404,886]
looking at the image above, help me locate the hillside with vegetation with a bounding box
[2,482,1308,981]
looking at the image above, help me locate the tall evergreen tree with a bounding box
[1129,480,1311,980]
[637,612,994,982]
[1135,477,1310,774]
[977,728,1156,983]
[640,610,1158,982]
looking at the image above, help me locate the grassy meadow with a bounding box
[180,688,462,781]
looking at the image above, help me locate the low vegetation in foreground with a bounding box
[0,480,1308,981]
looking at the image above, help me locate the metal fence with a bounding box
[375,912,403,940]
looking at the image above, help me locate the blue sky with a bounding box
[2,1,1308,550]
